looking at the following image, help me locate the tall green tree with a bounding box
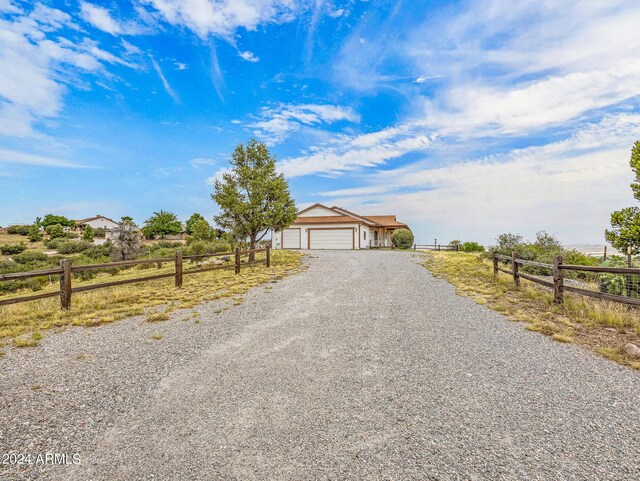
[212,139,297,260]
[190,219,214,241]
[42,214,74,227]
[142,210,182,239]
[186,213,205,235]
[606,142,640,253]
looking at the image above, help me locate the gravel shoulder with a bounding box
[1,250,639,481]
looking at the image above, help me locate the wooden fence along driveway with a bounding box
[493,252,640,307]
[0,248,271,310]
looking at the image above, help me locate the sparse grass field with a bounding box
[0,250,302,350]
[0,233,48,255]
[422,251,640,370]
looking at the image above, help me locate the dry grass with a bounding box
[0,250,302,348]
[422,251,640,370]
[0,233,48,255]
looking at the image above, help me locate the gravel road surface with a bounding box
[1,250,638,480]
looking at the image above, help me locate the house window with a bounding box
[363,231,366,240]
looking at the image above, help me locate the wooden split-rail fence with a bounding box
[493,252,640,307]
[0,247,270,311]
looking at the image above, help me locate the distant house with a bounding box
[75,215,119,230]
[272,203,409,250]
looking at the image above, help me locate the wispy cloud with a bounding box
[80,2,145,35]
[0,3,134,137]
[140,0,300,39]
[251,103,360,144]
[0,147,92,168]
[150,56,180,103]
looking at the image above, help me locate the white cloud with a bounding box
[239,50,259,62]
[206,167,232,185]
[251,103,360,144]
[0,147,90,168]
[190,157,217,167]
[150,56,180,103]
[320,114,640,244]
[81,2,123,35]
[0,3,133,137]
[140,0,298,39]
[279,124,434,177]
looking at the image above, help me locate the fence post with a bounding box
[456,244,460,252]
[235,248,241,275]
[553,255,564,304]
[437,244,440,251]
[60,259,72,310]
[512,251,519,287]
[266,247,271,268]
[603,245,607,261]
[413,244,416,251]
[175,251,183,288]
[493,252,498,278]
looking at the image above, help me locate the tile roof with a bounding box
[75,215,118,224]
[364,216,407,227]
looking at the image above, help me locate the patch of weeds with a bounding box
[151,334,164,340]
[422,251,640,370]
[146,312,170,323]
[14,331,42,348]
[75,353,87,360]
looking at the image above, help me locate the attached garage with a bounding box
[281,228,301,249]
[308,228,354,250]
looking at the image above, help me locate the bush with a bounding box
[27,225,43,242]
[12,250,49,264]
[94,227,106,238]
[6,224,31,235]
[185,241,232,256]
[82,226,95,242]
[391,229,414,249]
[64,232,79,239]
[462,242,484,252]
[83,243,112,259]
[0,243,27,255]
[56,240,93,254]
[155,240,183,249]
[45,237,67,250]
[46,224,65,239]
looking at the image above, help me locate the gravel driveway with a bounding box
[1,250,639,480]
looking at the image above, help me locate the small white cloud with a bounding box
[239,50,259,62]
[150,56,180,103]
[328,8,345,18]
[250,104,361,144]
[80,2,143,35]
[175,62,188,70]
[230,119,242,124]
[359,37,366,44]
[207,167,232,185]
[414,76,426,84]
[190,157,217,167]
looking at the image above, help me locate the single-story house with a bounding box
[272,203,409,250]
[75,215,119,230]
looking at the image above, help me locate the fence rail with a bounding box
[413,244,460,251]
[0,247,270,310]
[492,252,640,307]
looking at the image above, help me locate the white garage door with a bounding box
[309,229,353,250]
[282,228,301,249]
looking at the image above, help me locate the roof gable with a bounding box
[297,203,343,217]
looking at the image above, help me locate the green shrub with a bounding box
[27,225,43,242]
[155,240,183,249]
[82,226,94,242]
[391,229,414,249]
[0,243,27,255]
[12,250,49,264]
[64,232,79,239]
[462,242,484,252]
[45,237,67,250]
[7,224,31,235]
[46,224,65,239]
[56,240,93,254]
[94,227,106,238]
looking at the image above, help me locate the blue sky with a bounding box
[1,0,640,245]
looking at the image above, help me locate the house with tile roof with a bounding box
[272,203,409,250]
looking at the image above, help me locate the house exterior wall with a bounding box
[83,218,119,230]
[298,206,342,217]
[274,222,362,249]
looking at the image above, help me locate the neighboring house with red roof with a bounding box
[272,203,409,250]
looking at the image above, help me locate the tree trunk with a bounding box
[249,234,257,262]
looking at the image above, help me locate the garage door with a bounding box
[309,228,353,250]
[282,228,301,249]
